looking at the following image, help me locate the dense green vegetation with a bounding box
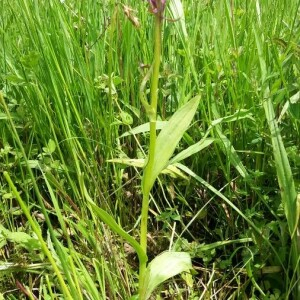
[1,0,299,299]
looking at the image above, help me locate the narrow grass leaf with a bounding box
[169,0,187,39]
[216,133,249,178]
[3,171,73,299]
[211,109,255,126]
[263,90,298,236]
[253,25,299,240]
[171,108,253,165]
[209,101,249,179]
[175,163,287,272]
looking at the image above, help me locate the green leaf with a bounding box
[4,73,25,85]
[278,90,300,122]
[208,102,249,179]
[120,121,167,138]
[90,203,147,263]
[2,193,14,199]
[47,139,56,153]
[169,0,187,39]
[83,188,147,264]
[216,133,249,178]
[107,158,188,180]
[170,138,214,164]
[289,91,300,119]
[0,112,8,120]
[140,251,192,300]
[0,225,41,252]
[254,29,299,267]
[27,160,39,169]
[254,24,300,298]
[20,51,40,68]
[107,158,145,168]
[43,139,56,154]
[168,108,253,165]
[120,111,133,125]
[263,90,298,237]
[181,272,194,288]
[210,109,254,126]
[143,95,200,193]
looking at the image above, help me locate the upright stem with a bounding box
[139,13,163,296]
[150,15,163,116]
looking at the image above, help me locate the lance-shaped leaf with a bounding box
[170,138,214,164]
[140,251,192,300]
[120,121,167,138]
[84,188,147,264]
[107,158,188,180]
[143,95,200,193]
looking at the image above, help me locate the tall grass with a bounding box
[1,0,299,298]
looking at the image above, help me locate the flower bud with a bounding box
[147,0,166,16]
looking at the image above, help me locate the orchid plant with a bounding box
[87,1,199,298]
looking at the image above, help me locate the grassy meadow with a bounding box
[0,0,300,299]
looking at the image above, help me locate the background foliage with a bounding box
[0,0,299,299]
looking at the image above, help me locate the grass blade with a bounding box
[254,25,300,297]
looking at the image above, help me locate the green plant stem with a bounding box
[150,15,163,117]
[139,13,163,296]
